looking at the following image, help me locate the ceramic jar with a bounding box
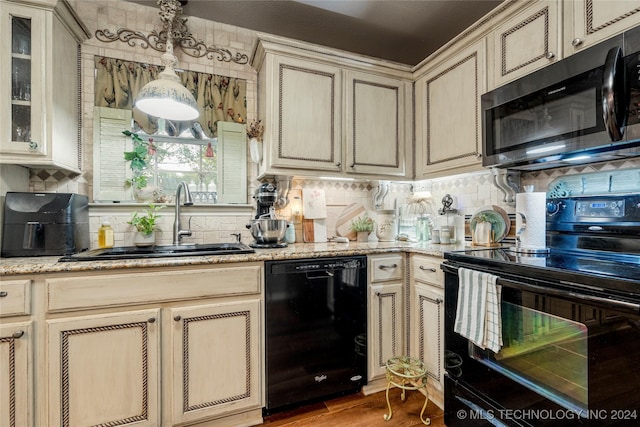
[375,209,397,242]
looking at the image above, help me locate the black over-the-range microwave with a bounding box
[482,24,640,170]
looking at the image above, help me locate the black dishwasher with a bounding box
[264,256,367,414]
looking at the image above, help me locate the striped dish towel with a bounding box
[454,267,503,353]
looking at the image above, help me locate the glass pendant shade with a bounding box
[135,51,199,121]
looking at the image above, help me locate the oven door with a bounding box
[443,264,640,427]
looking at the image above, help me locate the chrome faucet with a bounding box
[173,181,194,245]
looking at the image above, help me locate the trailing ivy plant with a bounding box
[122,130,153,190]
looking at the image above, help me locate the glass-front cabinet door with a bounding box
[1,2,44,157]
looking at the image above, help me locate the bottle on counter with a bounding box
[415,214,432,242]
[285,221,296,244]
[98,221,114,248]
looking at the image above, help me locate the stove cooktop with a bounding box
[444,246,640,298]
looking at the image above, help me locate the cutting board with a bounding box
[302,218,327,243]
[335,203,366,241]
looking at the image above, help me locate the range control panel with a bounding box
[575,199,625,218]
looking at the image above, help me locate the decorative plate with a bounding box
[469,205,510,243]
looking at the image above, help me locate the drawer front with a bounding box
[411,255,443,287]
[369,255,404,282]
[0,280,31,317]
[47,264,261,312]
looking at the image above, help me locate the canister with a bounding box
[375,209,397,242]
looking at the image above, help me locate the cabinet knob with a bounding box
[572,38,583,47]
[335,162,341,167]
[12,330,24,339]
[476,152,482,159]
[546,52,556,60]
[350,162,355,168]
[147,318,156,323]
[375,292,381,297]
[174,315,182,321]
[378,264,398,270]
[419,266,437,272]
[0,291,7,297]
[28,141,38,150]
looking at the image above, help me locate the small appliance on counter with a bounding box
[246,183,288,248]
[2,192,89,257]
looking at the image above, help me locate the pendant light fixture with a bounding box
[135,0,199,121]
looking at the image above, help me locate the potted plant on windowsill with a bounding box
[350,214,374,242]
[122,130,167,203]
[128,204,164,246]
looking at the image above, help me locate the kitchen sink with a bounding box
[59,242,255,261]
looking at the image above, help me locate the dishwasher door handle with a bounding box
[306,270,335,279]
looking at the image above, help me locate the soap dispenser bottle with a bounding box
[98,221,114,248]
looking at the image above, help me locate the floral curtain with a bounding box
[94,56,247,138]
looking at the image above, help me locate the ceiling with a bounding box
[127,0,503,66]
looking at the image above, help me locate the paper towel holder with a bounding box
[509,211,550,255]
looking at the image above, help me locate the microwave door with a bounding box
[602,46,627,141]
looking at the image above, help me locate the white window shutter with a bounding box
[93,107,133,202]
[217,121,247,204]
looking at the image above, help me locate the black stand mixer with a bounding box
[246,183,288,248]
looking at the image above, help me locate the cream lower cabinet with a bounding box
[47,309,161,427]
[0,279,33,427]
[1,322,33,427]
[414,38,486,179]
[367,255,404,382]
[167,299,261,425]
[410,254,444,409]
[44,263,263,427]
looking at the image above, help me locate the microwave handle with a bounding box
[601,46,626,141]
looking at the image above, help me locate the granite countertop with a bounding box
[0,241,467,276]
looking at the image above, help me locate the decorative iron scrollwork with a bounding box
[95,28,249,64]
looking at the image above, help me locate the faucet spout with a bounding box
[173,182,194,245]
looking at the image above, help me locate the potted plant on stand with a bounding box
[128,204,164,246]
[350,214,374,242]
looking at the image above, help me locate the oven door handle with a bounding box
[498,277,640,315]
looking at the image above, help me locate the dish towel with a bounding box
[454,267,503,353]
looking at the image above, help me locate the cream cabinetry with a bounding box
[252,34,412,180]
[414,38,486,178]
[1,278,33,427]
[344,71,410,177]
[0,0,89,173]
[488,0,561,88]
[43,263,263,427]
[564,0,640,54]
[47,309,161,427]
[167,299,261,425]
[409,254,444,409]
[367,254,405,382]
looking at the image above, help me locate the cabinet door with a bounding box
[490,1,560,89]
[415,38,486,178]
[0,322,32,427]
[565,0,640,54]
[168,299,261,425]
[0,2,44,158]
[345,71,409,177]
[368,283,404,380]
[47,310,160,427]
[267,56,342,172]
[412,283,444,396]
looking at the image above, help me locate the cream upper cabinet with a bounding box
[167,299,261,425]
[488,0,561,89]
[565,0,640,54]
[260,54,343,174]
[47,309,161,427]
[252,34,413,180]
[0,0,89,173]
[414,38,487,179]
[344,71,410,177]
[367,255,405,382]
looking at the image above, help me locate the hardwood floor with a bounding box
[263,388,445,426]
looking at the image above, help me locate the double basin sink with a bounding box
[59,242,255,262]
